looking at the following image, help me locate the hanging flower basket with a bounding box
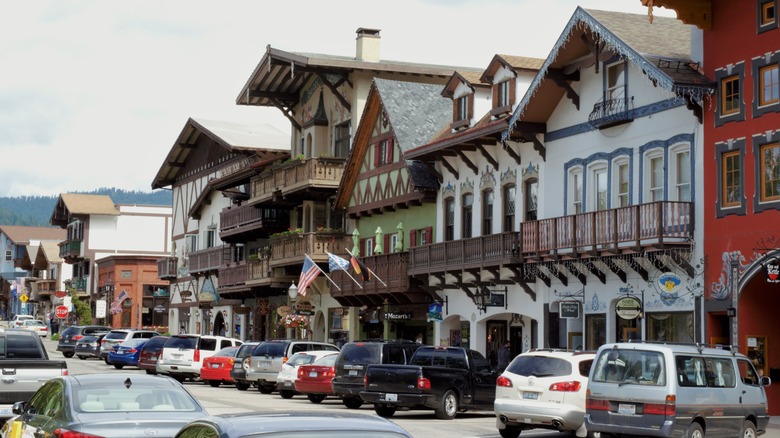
[280,314,309,328]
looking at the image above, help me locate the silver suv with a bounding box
[245,339,339,393]
[100,329,160,364]
[495,349,595,438]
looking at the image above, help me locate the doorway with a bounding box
[486,320,508,370]
[509,326,523,359]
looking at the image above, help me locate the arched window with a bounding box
[523,179,537,221]
[444,198,455,241]
[482,190,494,235]
[503,185,516,231]
[462,193,473,239]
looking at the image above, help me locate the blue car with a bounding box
[108,338,149,369]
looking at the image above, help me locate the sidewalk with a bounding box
[769,415,780,432]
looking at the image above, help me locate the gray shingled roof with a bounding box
[373,78,450,189]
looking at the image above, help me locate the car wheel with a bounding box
[343,397,363,409]
[236,382,249,391]
[63,352,74,358]
[307,394,326,404]
[435,389,458,420]
[209,381,221,388]
[685,422,704,438]
[258,385,274,394]
[145,369,154,375]
[172,375,185,383]
[740,420,757,438]
[78,356,87,360]
[374,404,396,418]
[498,427,521,438]
[104,357,112,365]
[113,364,124,369]
[279,390,295,399]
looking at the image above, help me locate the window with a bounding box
[606,61,626,101]
[185,235,198,253]
[674,149,691,202]
[586,314,607,350]
[373,139,393,167]
[615,161,630,207]
[457,96,469,121]
[758,0,777,32]
[722,151,741,208]
[364,238,374,257]
[569,169,583,214]
[334,121,351,158]
[592,166,608,211]
[524,180,537,221]
[498,81,510,107]
[5,248,10,262]
[390,234,398,253]
[462,193,473,238]
[722,76,740,115]
[205,230,216,249]
[759,142,780,202]
[715,64,746,125]
[420,228,429,246]
[452,94,473,129]
[760,65,779,106]
[503,185,516,231]
[649,155,665,202]
[753,53,780,118]
[482,190,494,235]
[445,198,455,241]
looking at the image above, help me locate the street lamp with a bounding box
[288,282,298,300]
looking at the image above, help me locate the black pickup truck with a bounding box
[360,346,499,419]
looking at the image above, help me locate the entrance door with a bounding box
[509,326,523,360]
[486,320,508,370]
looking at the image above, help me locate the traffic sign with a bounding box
[19,294,28,303]
[55,305,69,319]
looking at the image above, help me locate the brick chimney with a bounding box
[356,27,381,62]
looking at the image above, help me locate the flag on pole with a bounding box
[350,254,371,282]
[328,252,350,272]
[298,257,321,297]
[110,290,129,315]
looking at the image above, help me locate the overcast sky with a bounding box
[0,1,676,197]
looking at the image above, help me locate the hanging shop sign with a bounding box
[198,278,218,303]
[427,302,443,322]
[384,311,413,321]
[560,301,580,319]
[277,305,291,317]
[154,305,166,313]
[294,300,314,316]
[766,258,780,283]
[615,296,642,320]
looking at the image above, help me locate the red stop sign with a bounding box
[55,305,69,319]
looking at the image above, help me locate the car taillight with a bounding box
[54,428,105,438]
[496,376,513,387]
[126,349,137,354]
[324,367,335,378]
[73,335,84,341]
[298,368,305,378]
[228,359,234,366]
[585,390,610,411]
[644,395,676,417]
[283,356,289,364]
[549,381,581,392]
[417,377,431,390]
[194,349,200,362]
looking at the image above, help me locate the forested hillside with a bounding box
[0,188,172,227]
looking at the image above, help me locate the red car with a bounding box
[200,346,239,387]
[294,353,338,403]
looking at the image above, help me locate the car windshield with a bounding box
[591,348,665,386]
[75,384,201,412]
[506,355,572,377]
[253,342,286,357]
[120,339,147,348]
[142,337,168,350]
[165,336,198,349]
[286,353,320,367]
[313,354,338,366]
[104,331,129,340]
[213,347,239,357]
[339,343,380,364]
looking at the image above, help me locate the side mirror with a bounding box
[12,401,26,415]
[761,376,772,387]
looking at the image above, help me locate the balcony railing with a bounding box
[219,204,286,241]
[218,263,248,288]
[588,96,634,129]
[188,246,226,274]
[59,239,81,259]
[247,256,272,284]
[409,201,692,275]
[65,277,87,291]
[270,232,352,268]
[157,257,178,279]
[249,157,346,205]
[333,252,409,295]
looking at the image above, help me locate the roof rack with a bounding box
[624,339,739,355]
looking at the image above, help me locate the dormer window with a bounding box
[491,78,515,116]
[451,94,473,130]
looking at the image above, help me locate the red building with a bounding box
[646,0,779,413]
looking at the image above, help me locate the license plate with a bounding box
[284,381,292,387]
[260,361,271,369]
[115,351,124,355]
[309,371,318,377]
[349,370,358,376]
[618,403,636,415]
[171,366,178,370]
[211,363,220,368]
[0,408,12,416]
[522,392,538,400]
[150,358,157,362]
[383,393,397,402]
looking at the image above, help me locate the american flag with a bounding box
[110,289,129,314]
[298,257,321,297]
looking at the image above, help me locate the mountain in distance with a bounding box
[0,187,172,227]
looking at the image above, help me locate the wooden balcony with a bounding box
[409,201,693,277]
[218,263,248,288]
[157,257,178,280]
[331,251,430,307]
[270,232,352,268]
[59,239,81,259]
[246,256,272,285]
[249,157,346,206]
[188,246,226,274]
[219,204,288,242]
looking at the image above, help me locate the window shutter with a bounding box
[492,84,499,109]
[373,143,380,167]
[452,99,458,122]
[410,229,417,247]
[384,235,390,253]
[509,77,516,106]
[360,238,366,254]
[387,138,394,163]
[425,226,433,245]
[468,95,474,120]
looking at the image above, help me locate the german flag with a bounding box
[350,255,370,282]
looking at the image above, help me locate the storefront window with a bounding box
[329,308,349,347]
[646,312,694,343]
[586,314,606,350]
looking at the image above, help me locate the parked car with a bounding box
[585,342,771,438]
[1,373,208,438]
[361,346,499,419]
[200,346,240,387]
[494,349,595,438]
[246,339,339,394]
[157,334,242,382]
[2,314,34,328]
[20,319,48,337]
[75,334,108,360]
[295,353,338,403]
[172,411,413,438]
[276,350,339,399]
[100,329,160,363]
[107,338,149,369]
[230,341,260,391]
[56,325,111,358]
[138,335,170,374]
[331,339,422,409]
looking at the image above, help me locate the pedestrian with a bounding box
[497,340,512,372]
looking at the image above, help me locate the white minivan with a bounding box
[585,342,771,437]
[156,334,242,382]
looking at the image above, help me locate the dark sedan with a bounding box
[2,374,208,438]
[174,411,413,438]
[75,334,106,360]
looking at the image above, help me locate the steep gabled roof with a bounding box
[0,226,65,244]
[335,78,451,209]
[504,7,713,138]
[38,241,63,264]
[481,54,545,83]
[57,194,119,216]
[441,70,489,98]
[151,118,290,190]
